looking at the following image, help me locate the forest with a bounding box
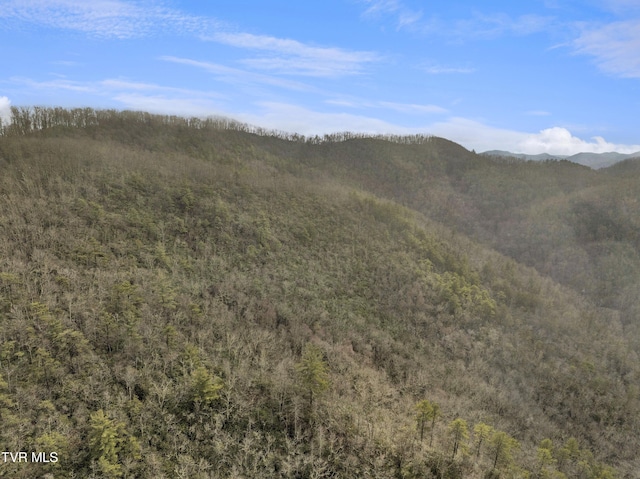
[1,107,639,478]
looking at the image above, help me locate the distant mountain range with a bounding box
[481,149,640,169]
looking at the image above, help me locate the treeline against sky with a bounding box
[1,105,435,145]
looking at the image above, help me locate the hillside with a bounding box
[286,137,640,345]
[0,108,638,478]
[481,150,640,169]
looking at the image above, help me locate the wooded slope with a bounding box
[0,108,637,478]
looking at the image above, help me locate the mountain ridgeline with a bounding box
[1,107,639,478]
[481,150,640,169]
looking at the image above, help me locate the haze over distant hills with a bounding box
[482,149,640,169]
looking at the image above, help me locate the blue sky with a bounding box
[1,0,639,154]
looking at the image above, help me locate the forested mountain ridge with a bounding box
[481,150,640,169]
[0,108,638,478]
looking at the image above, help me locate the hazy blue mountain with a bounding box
[482,150,566,161]
[567,151,640,169]
[481,149,640,168]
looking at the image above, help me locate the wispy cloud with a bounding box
[99,79,225,98]
[573,19,640,78]
[601,0,640,13]
[378,101,447,114]
[9,77,221,98]
[208,32,379,77]
[222,104,640,156]
[360,0,425,29]
[325,97,447,115]
[325,99,360,108]
[7,76,228,116]
[359,1,554,39]
[0,0,219,39]
[50,60,81,67]
[10,76,96,93]
[159,56,315,92]
[1,1,378,80]
[238,101,425,137]
[9,76,225,98]
[112,94,223,117]
[453,12,554,39]
[421,64,476,74]
[427,117,527,152]
[525,110,551,116]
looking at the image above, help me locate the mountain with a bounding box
[1,107,639,478]
[482,149,640,169]
[567,151,640,169]
[602,156,640,176]
[481,150,565,162]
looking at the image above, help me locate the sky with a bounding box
[1,0,639,155]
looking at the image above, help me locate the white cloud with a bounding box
[601,0,640,13]
[159,56,315,92]
[422,64,476,74]
[112,94,223,118]
[10,76,96,93]
[325,97,448,115]
[517,127,640,155]
[184,103,640,156]
[427,117,527,152]
[0,0,218,39]
[573,19,640,78]
[6,76,230,119]
[237,57,360,78]
[360,2,554,39]
[361,0,405,17]
[50,60,81,67]
[0,96,11,126]
[100,79,225,98]
[471,13,554,35]
[209,32,379,77]
[203,105,519,154]
[7,72,638,156]
[360,0,424,29]
[10,76,226,98]
[238,102,420,137]
[525,110,551,116]
[413,119,640,155]
[325,99,360,108]
[105,80,227,116]
[444,13,556,41]
[1,0,376,80]
[378,101,448,114]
